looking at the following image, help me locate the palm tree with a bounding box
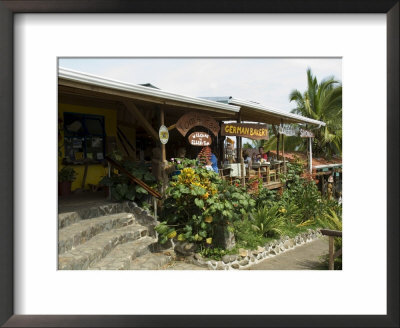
[289,68,342,158]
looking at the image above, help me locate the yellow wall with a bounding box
[58,103,117,191]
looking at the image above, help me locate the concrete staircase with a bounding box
[58,201,173,270]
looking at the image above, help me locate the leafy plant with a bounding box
[232,216,271,250]
[58,166,77,182]
[279,162,324,224]
[198,247,230,261]
[157,166,219,245]
[99,158,158,206]
[251,205,285,238]
[156,159,255,247]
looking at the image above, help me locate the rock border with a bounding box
[189,229,323,270]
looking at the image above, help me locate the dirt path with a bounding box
[247,237,329,270]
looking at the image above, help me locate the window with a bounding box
[63,112,106,163]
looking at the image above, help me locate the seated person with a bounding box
[176,147,186,159]
[258,146,268,160]
[210,152,219,173]
[243,151,252,163]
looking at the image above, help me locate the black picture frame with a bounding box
[0,1,398,327]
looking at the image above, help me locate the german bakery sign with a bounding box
[221,123,269,140]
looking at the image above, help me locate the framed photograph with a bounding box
[0,1,398,327]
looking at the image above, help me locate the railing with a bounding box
[220,161,287,190]
[105,156,162,199]
[105,156,162,219]
[320,229,342,270]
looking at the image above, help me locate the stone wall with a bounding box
[189,229,322,270]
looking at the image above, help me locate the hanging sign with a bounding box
[176,112,220,137]
[159,125,169,144]
[300,129,314,138]
[221,123,269,140]
[188,132,212,146]
[279,125,298,136]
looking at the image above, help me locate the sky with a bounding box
[58,58,341,113]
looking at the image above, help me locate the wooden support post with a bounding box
[309,137,313,174]
[122,100,159,142]
[329,236,334,270]
[237,113,245,186]
[276,131,280,160]
[160,108,166,163]
[153,197,157,221]
[108,162,112,200]
[282,133,285,174]
[267,166,270,184]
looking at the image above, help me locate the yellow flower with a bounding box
[204,216,213,223]
[167,231,177,239]
[279,208,287,213]
[206,238,212,244]
[203,192,209,200]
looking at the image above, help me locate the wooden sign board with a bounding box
[188,132,212,146]
[176,112,220,137]
[221,123,269,140]
[279,125,297,136]
[300,129,314,138]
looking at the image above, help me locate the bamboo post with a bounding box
[237,113,245,186]
[153,197,157,220]
[329,236,334,270]
[267,165,270,184]
[282,133,285,174]
[276,132,280,160]
[309,137,313,174]
[108,162,111,200]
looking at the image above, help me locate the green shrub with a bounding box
[279,162,324,224]
[198,247,230,260]
[157,159,255,248]
[251,204,285,238]
[157,166,219,245]
[58,166,77,182]
[233,216,271,250]
[99,158,157,206]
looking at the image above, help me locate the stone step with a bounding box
[58,202,134,229]
[58,201,158,230]
[128,252,172,270]
[58,213,136,254]
[89,236,158,270]
[58,224,149,270]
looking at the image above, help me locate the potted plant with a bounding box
[58,166,77,196]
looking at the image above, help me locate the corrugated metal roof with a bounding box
[202,96,326,126]
[58,68,241,113]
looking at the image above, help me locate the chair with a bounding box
[219,167,233,183]
[267,163,277,183]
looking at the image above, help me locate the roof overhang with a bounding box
[202,96,326,127]
[58,68,240,116]
[228,98,326,126]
